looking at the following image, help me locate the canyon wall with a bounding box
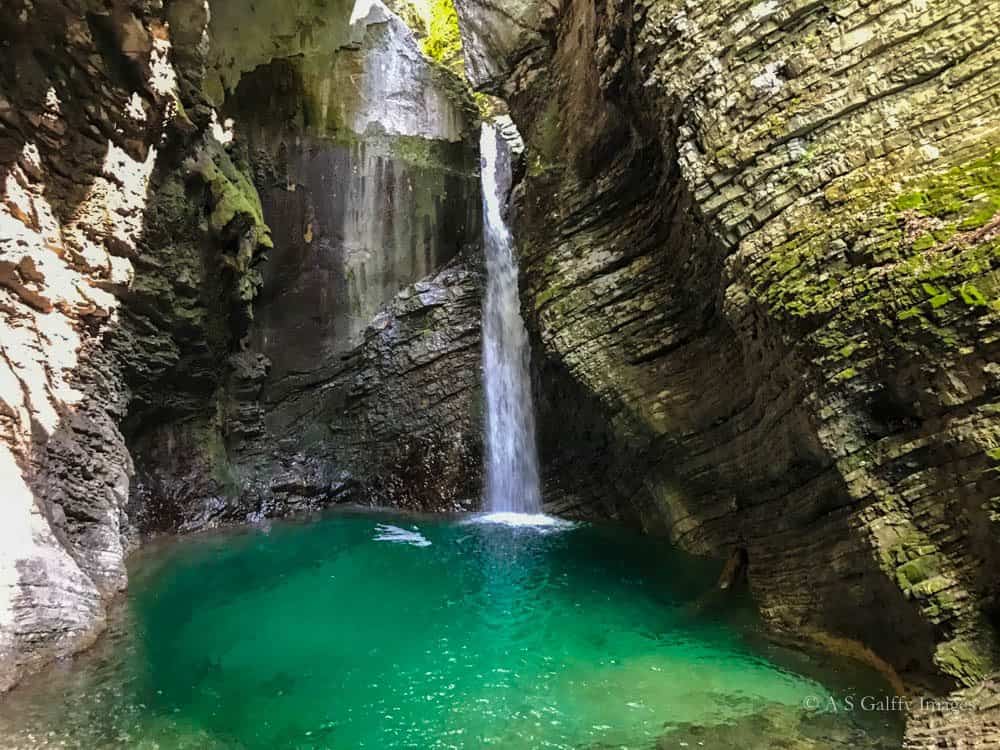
[0,0,482,689]
[453,0,1000,736]
[0,0,274,690]
[128,0,485,527]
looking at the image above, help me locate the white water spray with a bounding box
[480,121,542,514]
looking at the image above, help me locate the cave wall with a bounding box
[454,0,1000,709]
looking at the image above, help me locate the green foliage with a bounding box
[473,91,498,118]
[420,0,463,73]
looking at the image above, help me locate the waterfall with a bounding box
[480,121,542,515]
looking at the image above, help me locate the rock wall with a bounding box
[127,0,484,525]
[454,0,1000,722]
[1,0,483,689]
[0,0,273,690]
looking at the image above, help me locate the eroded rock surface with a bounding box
[903,679,1000,748]
[454,0,1000,724]
[0,0,273,689]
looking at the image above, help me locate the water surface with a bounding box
[0,511,903,749]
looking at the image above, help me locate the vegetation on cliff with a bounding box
[420,0,464,73]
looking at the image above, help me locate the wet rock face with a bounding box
[451,0,558,90]
[130,257,484,527]
[125,0,484,526]
[0,0,270,690]
[175,0,483,516]
[226,52,479,380]
[252,259,484,513]
[454,0,1000,706]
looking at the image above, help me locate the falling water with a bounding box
[480,121,542,514]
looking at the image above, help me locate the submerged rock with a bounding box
[657,703,901,750]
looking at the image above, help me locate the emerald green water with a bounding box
[0,511,903,749]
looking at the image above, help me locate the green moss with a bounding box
[893,150,1000,223]
[896,556,941,588]
[420,0,463,73]
[185,141,272,316]
[911,575,952,599]
[933,225,958,244]
[534,285,563,311]
[959,283,988,306]
[958,199,1000,230]
[929,291,955,309]
[386,133,477,174]
[192,150,272,248]
[935,638,991,685]
[895,192,925,210]
[751,145,1000,367]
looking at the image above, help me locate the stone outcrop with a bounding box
[453,0,1000,733]
[250,258,483,513]
[130,255,484,529]
[903,679,1000,749]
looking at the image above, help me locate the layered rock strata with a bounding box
[0,0,273,690]
[454,0,1000,719]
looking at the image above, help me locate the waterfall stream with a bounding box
[480,121,542,514]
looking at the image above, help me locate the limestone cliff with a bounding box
[0,0,275,690]
[453,0,1000,738]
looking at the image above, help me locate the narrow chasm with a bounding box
[1,0,998,748]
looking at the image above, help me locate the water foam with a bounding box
[468,512,576,530]
[373,524,432,547]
